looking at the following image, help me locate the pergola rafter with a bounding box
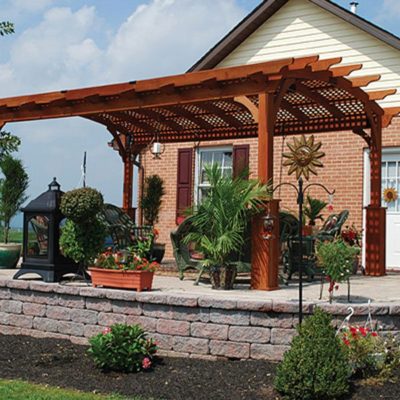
[0,55,396,288]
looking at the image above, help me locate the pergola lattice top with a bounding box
[0,55,396,149]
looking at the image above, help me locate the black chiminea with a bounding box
[13,178,78,282]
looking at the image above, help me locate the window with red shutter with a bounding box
[233,144,250,179]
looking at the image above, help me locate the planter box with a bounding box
[89,268,154,291]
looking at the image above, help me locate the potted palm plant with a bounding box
[183,164,271,290]
[303,195,327,235]
[141,175,165,263]
[0,154,28,268]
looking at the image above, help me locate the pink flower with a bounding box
[102,327,112,335]
[142,357,152,369]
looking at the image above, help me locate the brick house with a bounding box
[138,0,400,268]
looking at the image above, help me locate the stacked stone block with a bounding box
[0,279,398,361]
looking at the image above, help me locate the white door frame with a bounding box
[363,147,400,269]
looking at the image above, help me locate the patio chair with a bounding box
[101,204,154,257]
[316,210,349,242]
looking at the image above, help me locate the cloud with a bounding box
[0,0,248,210]
[376,0,400,22]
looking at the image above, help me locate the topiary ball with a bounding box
[60,187,104,222]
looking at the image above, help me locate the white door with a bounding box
[382,152,400,268]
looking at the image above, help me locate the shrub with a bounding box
[59,218,106,267]
[275,308,351,400]
[141,175,165,226]
[88,324,157,373]
[60,187,104,222]
[316,239,359,302]
[0,155,28,243]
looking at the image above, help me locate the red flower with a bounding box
[359,327,367,337]
[142,357,152,369]
[343,339,350,346]
[371,331,378,337]
[327,205,334,212]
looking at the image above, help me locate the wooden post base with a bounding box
[365,206,386,276]
[251,200,280,291]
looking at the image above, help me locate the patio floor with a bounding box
[1,264,399,304]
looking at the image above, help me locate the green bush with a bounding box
[60,188,104,222]
[88,324,157,373]
[275,308,351,400]
[60,219,106,267]
[0,155,28,243]
[141,174,165,226]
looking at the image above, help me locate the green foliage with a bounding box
[141,175,165,226]
[340,328,400,383]
[0,155,28,243]
[0,21,14,36]
[304,195,327,226]
[275,308,351,400]
[60,219,106,266]
[60,188,104,223]
[0,131,21,157]
[183,164,271,270]
[316,239,358,283]
[88,324,157,373]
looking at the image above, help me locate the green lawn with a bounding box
[0,229,23,243]
[0,380,147,400]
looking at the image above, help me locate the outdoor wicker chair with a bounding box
[316,210,349,242]
[101,204,154,256]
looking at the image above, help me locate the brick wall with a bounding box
[140,117,400,259]
[1,280,399,361]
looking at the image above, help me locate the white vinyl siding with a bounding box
[217,0,400,108]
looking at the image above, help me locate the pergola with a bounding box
[0,55,397,289]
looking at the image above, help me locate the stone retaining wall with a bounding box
[0,279,399,361]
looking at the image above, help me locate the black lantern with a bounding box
[13,178,78,282]
[262,212,276,240]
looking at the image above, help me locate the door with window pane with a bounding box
[196,148,232,204]
[382,153,400,268]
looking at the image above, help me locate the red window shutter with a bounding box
[176,148,193,224]
[233,144,250,179]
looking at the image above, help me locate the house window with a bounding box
[195,147,232,204]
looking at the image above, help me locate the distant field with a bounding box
[0,229,23,243]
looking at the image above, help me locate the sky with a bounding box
[1,0,399,227]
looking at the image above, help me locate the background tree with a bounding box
[0,155,29,243]
[0,21,14,36]
[141,175,165,226]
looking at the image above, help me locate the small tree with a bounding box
[0,155,28,243]
[141,175,165,226]
[275,308,351,400]
[59,188,106,268]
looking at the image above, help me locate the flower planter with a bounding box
[210,265,237,290]
[0,243,21,269]
[89,267,154,291]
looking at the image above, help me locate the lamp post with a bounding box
[272,178,335,325]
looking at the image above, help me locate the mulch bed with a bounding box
[0,334,399,400]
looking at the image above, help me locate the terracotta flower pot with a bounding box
[89,267,154,292]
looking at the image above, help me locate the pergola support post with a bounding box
[251,92,280,291]
[365,115,386,276]
[123,151,135,221]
